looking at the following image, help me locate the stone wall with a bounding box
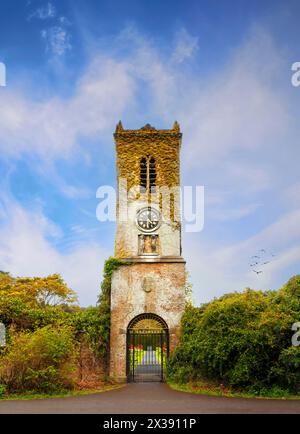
[109,261,186,381]
[115,198,181,259]
[114,122,182,259]
[114,121,181,193]
[110,122,186,382]
[77,337,106,389]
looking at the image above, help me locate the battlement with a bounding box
[114,121,182,138]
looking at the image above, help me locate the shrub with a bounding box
[0,325,77,393]
[0,267,115,394]
[72,307,103,354]
[168,276,300,394]
[268,346,300,393]
[0,384,6,399]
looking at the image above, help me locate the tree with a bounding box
[0,273,77,308]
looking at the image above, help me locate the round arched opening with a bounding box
[126,313,169,383]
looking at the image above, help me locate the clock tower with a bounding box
[109,122,186,382]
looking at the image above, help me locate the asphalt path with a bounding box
[0,383,300,414]
[134,350,161,381]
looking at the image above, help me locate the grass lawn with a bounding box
[168,381,300,400]
[0,384,124,401]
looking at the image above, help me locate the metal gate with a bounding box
[127,329,168,382]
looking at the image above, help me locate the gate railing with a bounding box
[126,329,169,382]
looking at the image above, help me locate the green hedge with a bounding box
[167,276,300,394]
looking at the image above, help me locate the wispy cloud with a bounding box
[1,23,299,304]
[208,202,262,222]
[0,197,107,306]
[172,28,199,63]
[180,30,289,170]
[28,2,56,21]
[41,25,72,56]
[284,182,300,205]
[27,2,72,57]
[0,56,134,159]
[186,207,300,305]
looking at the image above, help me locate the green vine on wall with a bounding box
[97,257,127,372]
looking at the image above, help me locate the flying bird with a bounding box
[249,250,278,274]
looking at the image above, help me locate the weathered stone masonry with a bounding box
[109,122,186,381]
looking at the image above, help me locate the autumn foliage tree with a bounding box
[0,264,118,395]
[0,272,78,330]
[0,272,77,306]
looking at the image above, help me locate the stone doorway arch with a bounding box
[126,313,169,382]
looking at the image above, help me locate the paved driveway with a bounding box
[134,350,161,382]
[0,383,300,414]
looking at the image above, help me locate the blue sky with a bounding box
[0,0,300,306]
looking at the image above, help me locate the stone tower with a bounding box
[109,122,186,382]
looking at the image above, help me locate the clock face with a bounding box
[136,207,161,232]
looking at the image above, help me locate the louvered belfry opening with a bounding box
[149,157,156,193]
[140,157,156,194]
[140,157,147,193]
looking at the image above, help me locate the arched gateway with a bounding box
[127,313,169,382]
[109,122,186,382]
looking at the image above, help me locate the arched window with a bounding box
[140,157,156,193]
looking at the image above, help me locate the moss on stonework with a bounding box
[114,124,182,193]
[114,124,182,257]
[114,245,133,259]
